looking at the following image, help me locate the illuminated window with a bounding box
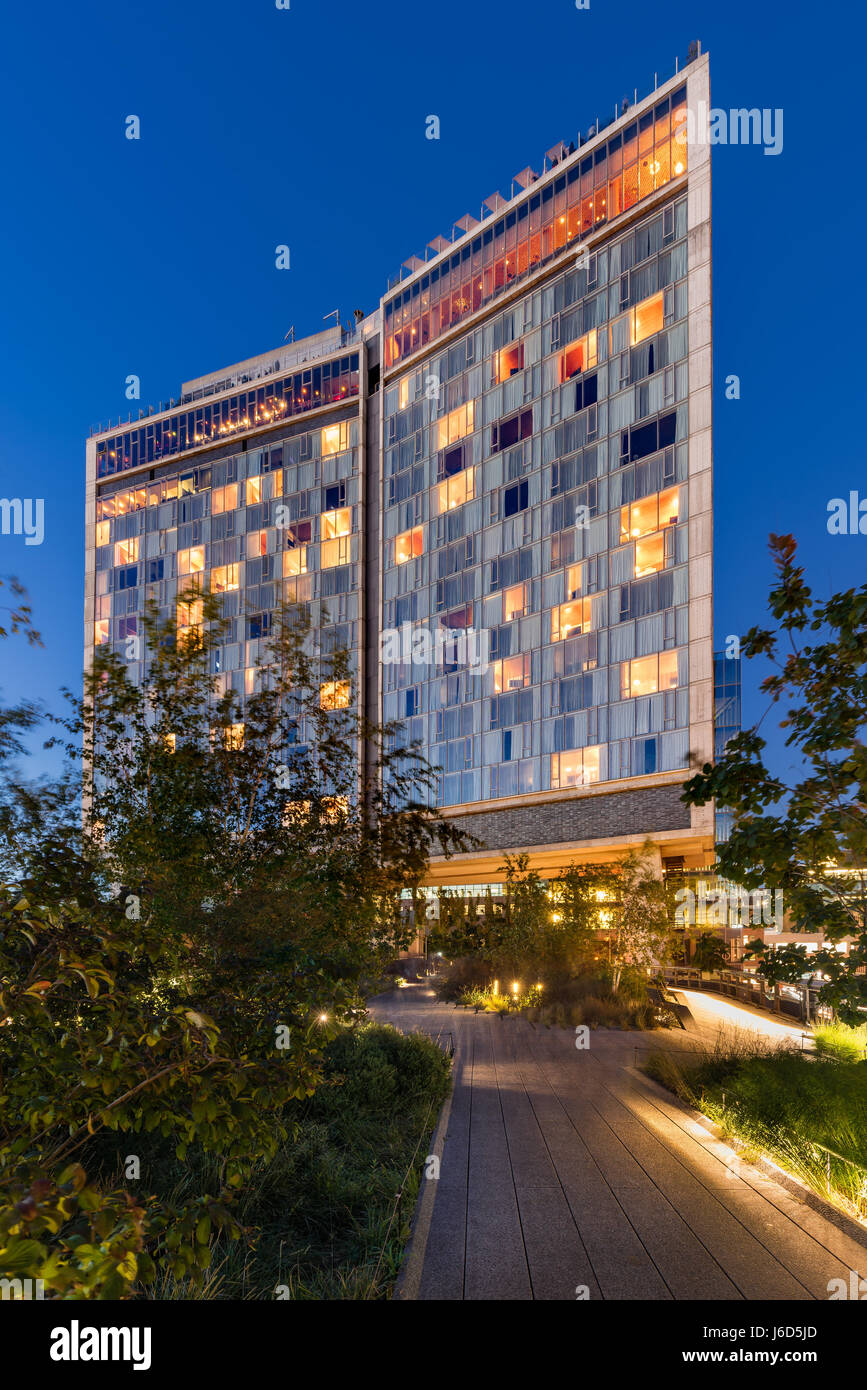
[94,618,110,645]
[621,650,680,698]
[632,291,664,344]
[217,723,245,751]
[503,583,527,621]
[322,508,351,541]
[95,520,110,548]
[551,745,601,789]
[177,598,203,630]
[246,475,262,505]
[321,536,351,568]
[177,545,205,576]
[493,654,529,692]
[496,342,524,382]
[321,421,350,457]
[320,680,351,710]
[436,469,474,513]
[163,732,176,753]
[620,486,679,542]
[211,563,239,592]
[283,547,308,577]
[436,401,474,451]
[247,529,269,558]
[212,483,239,514]
[565,564,582,599]
[114,537,139,565]
[634,532,665,576]
[322,795,349,824]
[395,526,424,564]
[398,375,411,410]
[551,598,591,641]
[560,329,597,381]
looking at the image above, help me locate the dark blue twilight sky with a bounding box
[0,0,864,782]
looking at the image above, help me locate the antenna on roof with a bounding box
[284,325,296,342]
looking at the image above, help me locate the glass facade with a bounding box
[385,88,687,369]
[714,651,742,844]
[92,406,363,748]
[381,194,693,809]
[95,354,360,478]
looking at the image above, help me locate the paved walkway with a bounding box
[370,985,867,1301]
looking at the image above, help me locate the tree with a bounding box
[683,535,867,1022]
[547,861,621,975]
[608,846,676,994]
[690,931,729,973]
[0,592,466,1296]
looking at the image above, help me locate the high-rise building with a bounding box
[713,649,742,845]
[85,42,714,892]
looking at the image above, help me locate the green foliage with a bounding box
[683,535,867,1022]
[0,591,463,1297]
[813,1022,867,1064]
[645,1036,867,1220]
[689,931,729,973]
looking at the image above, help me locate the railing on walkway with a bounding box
[663,966,833,1026]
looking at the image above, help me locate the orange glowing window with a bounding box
[94,618,110,645]
[621,650,680,698]
[216,723,245,751]
[436,470,474,513]
[247,529,269,558]
[560,329,597,381]
[436,401,474,451]
[503,583,527,621]
[322,508,351,541]
[212,483,239,514]
[620,487,679,542]
[177,545,205,576]
[283,547,308,577]
[95,520,110,548]
[320,680,351,710]
[321,422,350,457]
[496,342,524,382]
[565,564,582,599]
[551,598,591,642]
[321,536,351,568]
[493,654,529,693]
[395,526,424,564]
[551,745,601,789]
[246,475,262,505]
[634,533,665,576]
[114,537,138,566]
[163,732,176,753]
[398,375,411,410]
[211,563,239,592]
[177,598,203,630]
[632,291,664,345]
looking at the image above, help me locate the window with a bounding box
[177,545,205,576]
[247,529,269,557]
[176,598,203,641]
[560,328,598,381]
[321,421,350,456]
[322,507,351,540]
[503,583,527,621]
[282,547,307,577]
[496,342,524,382]
[551,745,601,789]
[321,536,351,568]
[212,483,239,514]
[399,375,411,409]
[211,563,239,592]
[493,654,529,692]
[94,618,109,645]
[551,598,591,641]
[320,680,351,710]
[114,537,138,565]
[95,520,110,547]
[214,723,245,751]
[610,291,665,355]
[395,526,424,564]
[565,564,582,599]
[620,486,679,541]
[436,470,474,512]
[492,408,533,453]
[634,532,665,576]
[621,650,680,698]
[503,479,528,517]
[436,401,474,451]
